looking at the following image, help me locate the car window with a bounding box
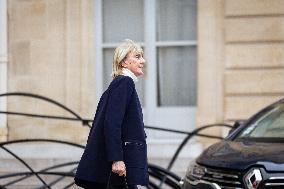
[236,102,284,140]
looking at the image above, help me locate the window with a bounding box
[237,103,284,139]
[95,0,197,137]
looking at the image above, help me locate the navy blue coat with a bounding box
[75,75,148,186]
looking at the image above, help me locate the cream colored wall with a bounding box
[0,0,8,142]
[197,0,225,145]
[7,0,95,143]
[197,0,284,146]
[6,0,284,146]
[224,0,284,121]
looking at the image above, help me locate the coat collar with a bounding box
[121,68,138,83]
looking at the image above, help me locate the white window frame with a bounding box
[94,0,197,134]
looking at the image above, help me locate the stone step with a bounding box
[148,157,194,177]
[147,139,203,158]
[0,168,76,189]
[147,139,203,177]
[0,157,190,177]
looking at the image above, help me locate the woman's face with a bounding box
[122,51,145,77]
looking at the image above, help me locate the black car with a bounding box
[181,98,284,189]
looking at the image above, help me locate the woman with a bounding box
[75,39,148,189]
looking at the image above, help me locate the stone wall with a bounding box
[224,0,284,121]
[0,0,8,142]
[197,0,284,145]
[6,0,284,146]
[7,0,95,143]
[197,0,225,144]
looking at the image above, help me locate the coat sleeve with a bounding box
[104,77,134,162]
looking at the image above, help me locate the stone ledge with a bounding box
[0,143,83,159]
[147,139,203,159]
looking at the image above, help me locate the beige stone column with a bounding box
[197,0,225,146]
[64,0,96,118]
[0,0,8,141]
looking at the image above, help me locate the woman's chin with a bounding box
[134,70,144,77]
[137,72,144,77]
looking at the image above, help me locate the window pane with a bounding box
[237,104,284,139]
[156,0,197,41]
[136,75,145,107]
[103,49,114,90]
[157,46,196,106]
[103,0,144,43]
[103,49,145,106]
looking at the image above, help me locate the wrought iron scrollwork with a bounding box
[0,92,232,189]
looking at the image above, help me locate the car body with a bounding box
[181,98,284,189]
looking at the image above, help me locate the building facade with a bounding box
[0,0,284,168]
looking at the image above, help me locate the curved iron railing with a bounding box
[0,139,82,189]
[0,92,92,127]
[0,92,232,189]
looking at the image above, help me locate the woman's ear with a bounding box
[121,60,128,68]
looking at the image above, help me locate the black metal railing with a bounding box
[0,92,232,189]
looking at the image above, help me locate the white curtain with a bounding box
[102,0,197,107]
[102,0,145,105]
[157,47,196,106]
[156,0,197,41]
[157,0,197,106]
[103,0,144,42]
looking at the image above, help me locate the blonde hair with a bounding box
[112,39,143,78]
